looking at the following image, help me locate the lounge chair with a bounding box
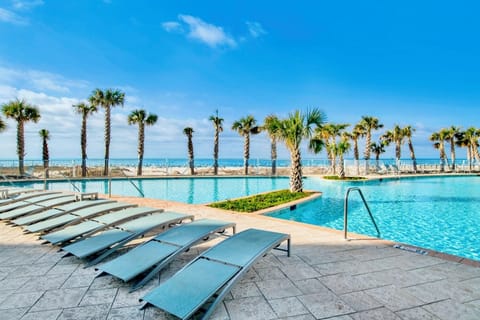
[96,219,236,292]
[140,228,290,320]
[0,195,77,220]
[25,202,136,233]
[41,206,164,245]
[11,199,116,226]
[0,193,68,213]
[0,187,39,199]
[61,211,194,267]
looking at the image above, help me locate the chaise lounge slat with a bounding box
[0,189,50,202]
[140,228,290,320]
[0,192,65,213]
[96,219,236,291]
[0,195,76,220]
[41,207,164,245]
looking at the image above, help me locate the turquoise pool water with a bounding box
[3,176,480,261]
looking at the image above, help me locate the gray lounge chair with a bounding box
[41,206,164,245]
[0,193,67,214]
[0,195,77,220]
[11,199,116,226]
[97,219,236,291]
[140,228,290,320]
[25,202,136,233]
[61,211,194,267]
[0,187,39,199]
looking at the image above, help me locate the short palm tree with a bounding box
[209,110,224,175]
[1,99,41,175]
[370,141,386,168]
[430,129,449,172]
[39,129,50,178]
[89,88,125,176]
[127,109,158,176]
[232,115,261,175]
[381,125,405,165]
[358,116,383,173]
[444,126,461,171]
[263,115,280,175]
[348,124,365,175]
[183,127,195,175]
[335,134,351,179]
[73,102,98,177]
[312,123,349,174]
[277,109,325,192]
[402,125,417,172]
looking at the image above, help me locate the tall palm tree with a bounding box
[381,125,405,165]
[277,109,325,192]
[459,127,480,171]
[332,134,351,178]
[127,109,158,176]
[232,115,261,175]
[209,110,224,175]
[402,125,417,172]
[263,115,280,175]
[348,124,365,175]
[183,127,195,175]
[430,129,449,172]
[89,88,125,176]
[1,99,41,175]
[73,102,98,177]
[370,141,386,168]
[39,129,50,178]
[359,116,383,173]
[444,126,461,171]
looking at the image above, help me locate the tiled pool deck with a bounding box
[0,195,480,320]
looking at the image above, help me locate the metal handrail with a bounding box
[344,187,380,240]
[118,168,145,197]
[57,171,81,193]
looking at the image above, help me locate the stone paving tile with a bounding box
[256,278,302,300]
[107,306,144,320]
[225,296,277,320]
[80,287,118,306]
[0,307,28,320]
[297,292,354,319]
[143,307,177,320]
[268,296,309,318]
[90,274,128,289]
[255,266,286,280]
[209,302,229,320]
[350,307,400,320]
[6,263,54,279]
[395,307,441,320]
[0,291,44,309]
[340,291,383,312]
[18,273,70,292]
[363,285,426,312]
[61,274,97,289]
[239,268,262,283]
[57,303,110,320]
[319,273,378,294]
[0,276,31,291]
[403,279,480,304]
[30,287,88,311]
[46,262,79,276]
[294,278,330,295]
[0,289,15,304]
[230,281,261,299]
[422,299,480,320]
[279,263,320,281]
[111,280,157,308]
[21,309,63,320]
[278,315,317,320]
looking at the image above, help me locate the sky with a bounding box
[0,0,479,161]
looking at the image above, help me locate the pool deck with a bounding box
[0,196,480,320]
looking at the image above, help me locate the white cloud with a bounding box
[0,7,27,25]
[246,21,266,38]
[161,21,182,33]
[12,0,44,10]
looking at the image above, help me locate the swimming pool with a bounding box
[3,175,479,261]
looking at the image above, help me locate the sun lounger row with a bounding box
[0,188,291,319]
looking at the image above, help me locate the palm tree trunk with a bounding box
[137,124,145,176]
[364,131,371,174]
[213,129,219,175]
[407,138,417,173]
[270,138,277,175]
[339,154,345,179]
[290,147,303,192]
[42,137,49,178]
[440,143,445,172]
[81,115,87,177]
[103,105,111,176]
[17,121,24,176]
[450,139,456,171]
[244,134,250,175]
[188,135,194,175]
[468,146,472,171]
[395,141,401,164]
[354,138,360,175]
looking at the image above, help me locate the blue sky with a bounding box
[0,0,479,161]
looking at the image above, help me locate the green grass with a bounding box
[208,189,314,213]
[323,175,367,181]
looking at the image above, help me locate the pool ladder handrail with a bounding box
[344,187,380,240]
[118,168,145,198]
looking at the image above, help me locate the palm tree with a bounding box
[359,116,383,173]
[381,125,405,165]
[276,109,325,192]
[73,102,98,177]
[39,129,50,178]
[263,115,280,175]
[0,116,5,132]
[402,125,417,172]
[232,115,261,175]
[209,110,224,175]
[127,109,158,176]
[370,141,386,168]
[430,129,449,172]
[459,127,480,171]
[89,88,125,176]
[1,99,41,175]
[312,123,349,174]
[183,127,195,175]
[348,124,365,175]
[334,134,351,179]
[444,126,461,171]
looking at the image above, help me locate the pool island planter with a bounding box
[206,190,322,215]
